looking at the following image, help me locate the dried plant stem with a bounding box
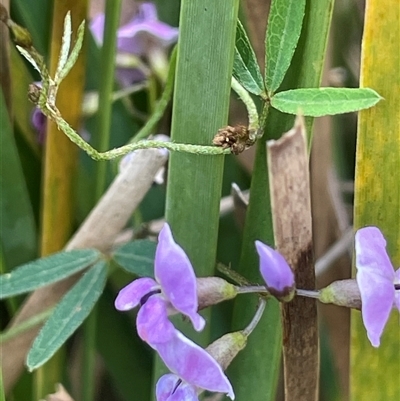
[1,149,168,392]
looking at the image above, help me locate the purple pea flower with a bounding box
[90,2,178,86]
[115,223,234,399]
[154,330,235,400]
[355,226,400,347]
[115,223,205,331]
[255,240,295,301]
[157,374,199,401]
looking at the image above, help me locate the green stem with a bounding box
[0,367,5,401]
[0,308,53,342]
[94,0,122,198]
[231,77,260,139]
[84,2,122,401]
[130,47,177,143]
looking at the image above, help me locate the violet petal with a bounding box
[155,330,234,399]
[156,374,199,401]
[136,295,176,344]
[356,268,394,347]
[114,277,158,311]
[255,240,295,293]
[117,3,178,56]
[89,13,105,46]
[355,226,395,281]
[355,226,396,347]
[155,224,205,331]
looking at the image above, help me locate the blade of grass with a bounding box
[93,0,122,200]
[153,0,240,393]
[0,88,37,270]
[351,0,400,400]
[84,2,122,400]
[0,0,11,114]
[10,0,52,56]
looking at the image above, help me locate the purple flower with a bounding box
[154,330,235,400]
[355,226,400,347]
[133,285,234,400]
[115,223,234,399]
[90,2,178,86]
[115,223,205,332]
[255,240,295,301]
[156,374,199,401]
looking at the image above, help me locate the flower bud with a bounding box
[196,277,238,310]
[319,279,361,309]
[8,20,33,48]
[206,331,247,371]
[255,241,295,302]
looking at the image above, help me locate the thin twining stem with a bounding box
[236,285,269,295]
[295,289,320,299]
[243,298,266,336]
[236,285,321,300]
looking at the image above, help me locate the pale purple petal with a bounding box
[155,331,234,399]
[156,374,199,401]
[136,295,176,344]
[117,3,179,56]
[355,227,395,281]
[355,226,396,347]
[155,224,205,331]
[116,68,146,87]
[356,268,394,347]
[255,240,295,294]
[394,268,400,311]
[114,277,158,311]
[89,13,105,46]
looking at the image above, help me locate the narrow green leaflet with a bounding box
[270,88,382,117]
[112,240,156,277]
[233,19,265,96]
[26,260,108,370]
[265,0,306,94]
[0,249,101,299]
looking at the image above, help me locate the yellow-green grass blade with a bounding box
[351,0,400,400]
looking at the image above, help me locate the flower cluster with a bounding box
[115,224,233,400]
[31,2,178,140]
[90,2,178,86]
[114,220,399,399]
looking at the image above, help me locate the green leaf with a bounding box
[0,249,101,299]
[270,88,382,117]
[26,261,107,371]
[112,240,156,277]
[0,89,37,270]
[265,0,306,93]
[233,19,265,96]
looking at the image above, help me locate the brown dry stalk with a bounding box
[267,116,319,401]
[1,148,168,392]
